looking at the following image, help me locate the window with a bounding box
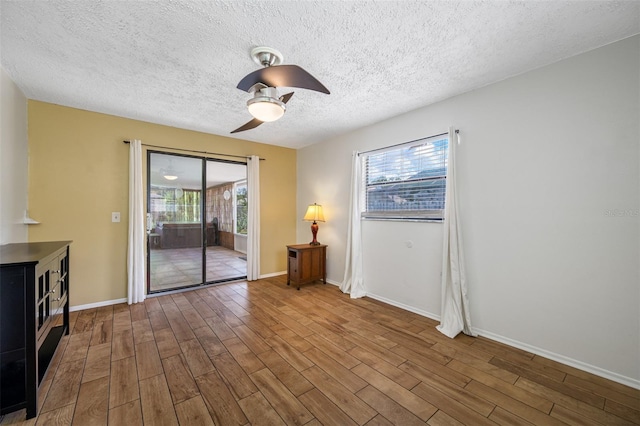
[362,134,448,220]
[149,187,201,223]
[234,181,248,234]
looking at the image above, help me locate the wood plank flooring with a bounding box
[2,275,638,425]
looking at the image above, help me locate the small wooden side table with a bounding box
[286,244,327,290]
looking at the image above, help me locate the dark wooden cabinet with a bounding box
[286,244,327,290]
[0,241,71,419]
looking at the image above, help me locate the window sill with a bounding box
[362,217,443,223]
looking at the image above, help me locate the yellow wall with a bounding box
[27,101,296,307]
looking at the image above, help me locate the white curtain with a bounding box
[437,128,475,338]
[341,151,366,298]
[127,139,146,305]
[247,155,260,280]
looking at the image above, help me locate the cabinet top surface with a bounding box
[0,241,72,267]
[287,244,327,250]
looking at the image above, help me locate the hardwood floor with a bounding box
[2,276,638,425]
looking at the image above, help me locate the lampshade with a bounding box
[303,203,325,222]
[163,174,178,181]
[247,97,285,122]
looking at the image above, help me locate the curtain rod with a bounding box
[358,129,459,156]
[122,140,265,161]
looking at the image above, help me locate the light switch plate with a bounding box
[112,212,121,223]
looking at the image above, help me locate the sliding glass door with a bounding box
[147,152,247,293]
[205,160,248,283]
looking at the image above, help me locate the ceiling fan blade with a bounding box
[237,65,330,94]
[280,92,294,104]
[231,118,263,134]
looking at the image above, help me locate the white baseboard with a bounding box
[366,292,441,322]
[70,298,127,312]
[259,270,287,279]
[257,274,343,285]
[70,273,295,310]
[472,328,640,390]
[363,292,640,390]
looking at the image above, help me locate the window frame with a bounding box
[233,180,248,235]
[361,134,449,222]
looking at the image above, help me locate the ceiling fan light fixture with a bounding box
[163,174,178,181]
[247,96,285,122]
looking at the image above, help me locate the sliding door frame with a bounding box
[146,149,248,294]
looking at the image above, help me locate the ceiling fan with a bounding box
[231,47,330,133]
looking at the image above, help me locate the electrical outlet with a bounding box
[112,212,121,223]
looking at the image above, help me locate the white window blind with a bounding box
[362,134,448,220]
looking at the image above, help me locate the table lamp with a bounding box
[303,203,325,245]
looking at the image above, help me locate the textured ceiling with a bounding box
[1,1,638,149]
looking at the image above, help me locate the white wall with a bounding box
[0,67,29,244]
[234,233,247,254]
[297,35,639,386]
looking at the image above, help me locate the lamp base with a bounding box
[309,221,320,245]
